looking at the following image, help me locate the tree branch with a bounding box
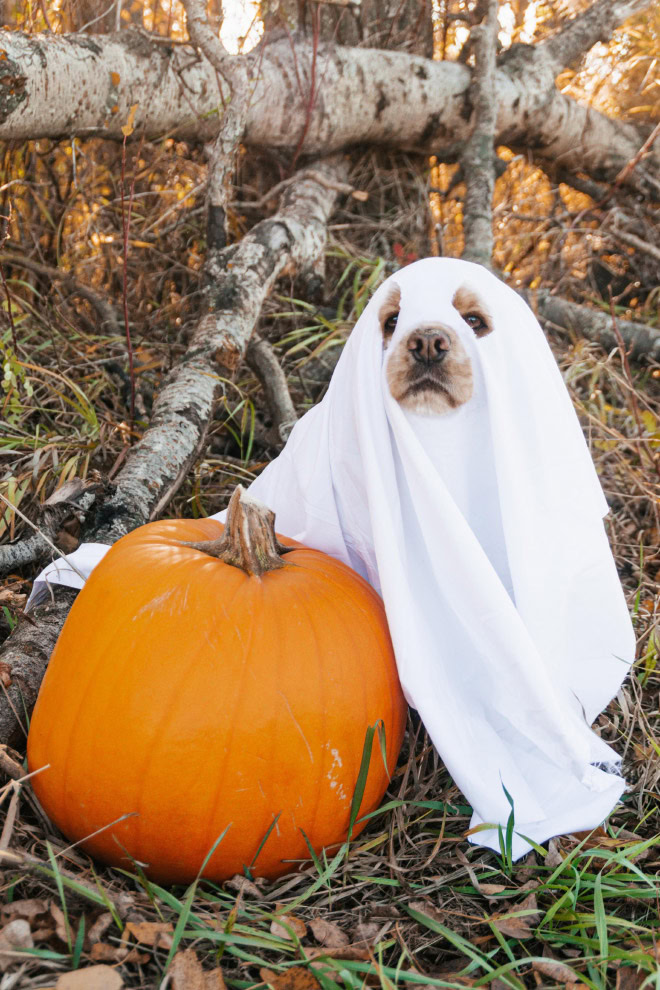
[541,0,651,72]
[533,291,660,363]
[0,479,104,579]
[246,334,298,443]
[460,0,498,268]
[0,30,658,197]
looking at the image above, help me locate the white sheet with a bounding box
[30,258,634,858]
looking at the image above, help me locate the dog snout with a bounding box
[407,329,451,365]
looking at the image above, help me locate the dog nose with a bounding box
[408,330,450,364]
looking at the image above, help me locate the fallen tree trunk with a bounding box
[533,291,660,364]
[0,19,658,196]
[0,157,346,747]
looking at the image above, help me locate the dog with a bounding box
[380,281,493,415]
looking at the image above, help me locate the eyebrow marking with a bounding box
[378,283,401,328]
[452,285,494,336]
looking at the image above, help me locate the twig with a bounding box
[0,478,104,579]
[609,225,660,265]
[246,334,298,443]
[0,252,121,334]
[0,487,92,582]
[608,293,660,483]
[233,170,366,210]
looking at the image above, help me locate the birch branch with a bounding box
[460,0,498,268]
[0,24,658,196]
[246,334,298,444]
[541,0,650,72]
[533,291,660,363]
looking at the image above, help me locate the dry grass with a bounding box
[0,141,658,989]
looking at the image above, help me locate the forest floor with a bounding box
[0,149,659,990]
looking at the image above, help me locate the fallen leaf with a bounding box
[532,958,580,982]
[479,884,508,896]
[122,920,173,949]
[260,966,321,989]
[616,968,647,990]
[90,943,125,963]
[225,874,265,898]
[519,891,540,916]
[55,965,124,989]
[545,838,564,869]
[489,913,533,940]
[271,910,307,941]
[50,902,71,943]
[309,918,349,948]
[1,898,48,920]
[170,948,227,989]
[88,912,114,945]
[355,919,380,942]
[307,941,371,961]
[0,918,33,970]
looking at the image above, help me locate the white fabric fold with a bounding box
[29,258,634,857]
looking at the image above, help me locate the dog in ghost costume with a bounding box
[31,258,634,858]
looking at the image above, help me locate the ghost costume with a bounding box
[30,258,634,858]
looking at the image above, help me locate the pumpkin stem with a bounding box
[181,485,291,577]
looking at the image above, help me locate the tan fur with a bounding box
[452,286,493,337]
[386,323,473,415]
[379,284,401,335]
[381,281,493,414]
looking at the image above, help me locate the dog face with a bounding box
[381,283,493,415]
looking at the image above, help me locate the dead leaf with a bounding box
[479,884,508,896]
[355,920,381,942]
[170,948,227,989]
[309,918,349,948]
[260,966,321,989]
[121,102,138,138]
[616,968,647,990]
[88,912,114,945]
[532,958,580,982]
[225,874,265,898]
[0,918,33,970]
[545,838,564,869]
[56,966,124,989]
[122,920,173,949]
[89,943,133,964]
[518,891,540,917]
[271,909,307,941]
[489,913,533,940]
[307,941,371,962]
[1,897,48,920]
[50,901,71,943]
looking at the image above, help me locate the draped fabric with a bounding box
[31,259,634,857]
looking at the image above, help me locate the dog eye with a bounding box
[383,312,399,335]
[464,312,489,336]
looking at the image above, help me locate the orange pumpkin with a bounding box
[27,487,406,884]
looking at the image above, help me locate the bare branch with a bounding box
[1,31,658,197]
[246,334,298,443]
[460,0,498,268]
[541,0,651,72]
[533,291,660,363]
[0,252,120,334]
[0,479,103,578]
[609,225,660,265]
[182,0,249,247]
